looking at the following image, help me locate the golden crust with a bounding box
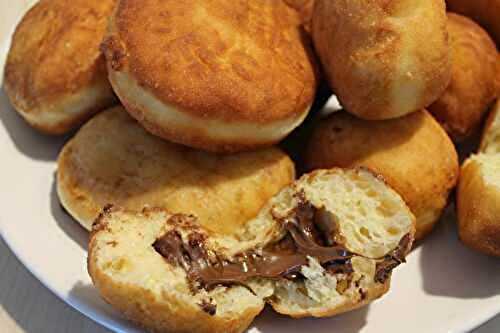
[429,13,500,142]
[284,0,315,32]
[102,0,317,151]
[480,99,500,153]
[312,0,451,120]
[446,0,500,46]
[457,156,500,257]
[305,110,459,241]
[57,106,295,233]
[3,0,117,134]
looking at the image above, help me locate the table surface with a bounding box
[1,236,499,333]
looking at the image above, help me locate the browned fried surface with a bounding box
[312,0,450,120]
[429,13,500,142]
[457,156,500,257]
[57,107,296,234]
[103,0,317,124]
[305,110,459,240]
[447,0,500,45]
[4,0,116,133]
[284,0,315,31]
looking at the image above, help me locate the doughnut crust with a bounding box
[446,0,500,46]
[480,99,500,154]
[312,0,451,120]
[429,14,500,142]
[457,154,500,257]
[102,0,317,152]
[284,0,315,32]
[88,169,415,332]
[57,106,295,232]
[3,0,117,134]
[305,110,459,240]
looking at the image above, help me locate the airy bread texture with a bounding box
[305,111,459,241]
[428,13,500,142]
[457,154,500,256]
[480,99,500,154]
[88,168,415,332]
[102,0,317,153]
[446,0,500,45]
[3,0,117,134]
[57,106,294,232]
[312,0,450,120]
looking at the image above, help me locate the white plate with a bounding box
[1,2,500,333]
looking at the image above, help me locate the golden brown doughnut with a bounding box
[3,0,117,134]
[457,154,500,257]
[102,0,317,153]
[305,110,459,240]
[312,0,451,120]
[429,13,499,142]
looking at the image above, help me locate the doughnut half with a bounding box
[457,154,500,257]
[429,13,499,142]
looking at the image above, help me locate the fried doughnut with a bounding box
[428,13,500,142]
[480,99,500,154]
[88,168,415,332]
[57,106,295,232]
[446,0,500,45]
[312,0,451,120]
[101,0,317,153]
[457,154,500,257]
[305,110,459,241]
[3,0,117,134]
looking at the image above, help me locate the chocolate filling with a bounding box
[153,195,410,290]
[374,234,411,283]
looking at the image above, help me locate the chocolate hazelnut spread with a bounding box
[153,196,355,289]
[374,234,411,283]
[152,195,411,290]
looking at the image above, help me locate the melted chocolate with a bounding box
[153,195,411,290]
[153,196,354,289]
[374,234,411,283]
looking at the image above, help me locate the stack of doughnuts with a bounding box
[4,0,500,331]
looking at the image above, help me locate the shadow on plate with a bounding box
[69,282,139,333]
[250,304,369,333]
[69,279,370,333]
[0,86,69,161]
[50,174,88,251]
[420,205,500,299]
[0,237,109,333]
